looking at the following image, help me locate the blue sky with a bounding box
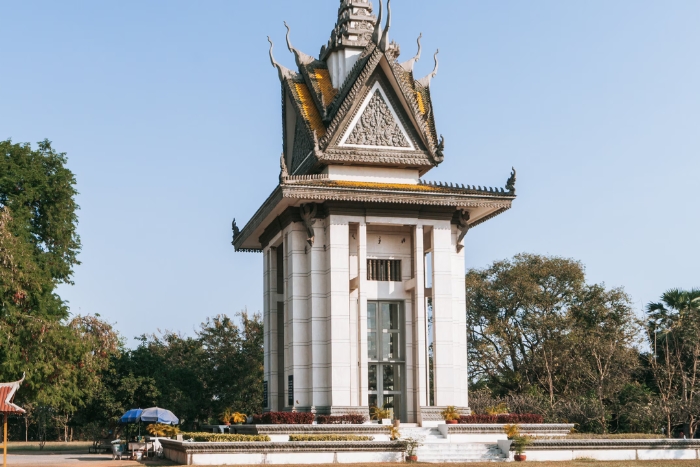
[1,1,698,344]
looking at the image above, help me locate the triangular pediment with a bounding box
[338,82,415,151]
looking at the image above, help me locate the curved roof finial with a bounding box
[268,36,293,81]
[379,0,392,51]
[372,0,384,45]
[284,21,315,66]
[401,33,422,72]
[284,21,295,54]
[417,49,439,87]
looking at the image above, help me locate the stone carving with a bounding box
[299,203,317,247]
[231,218,240,246]
[456,210,470,253]
[279,154,288,183]
[345,90,410,148]
[506,167,517,194]
[435,134,445,162]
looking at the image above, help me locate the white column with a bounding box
[329,220,351,407]
[310,219,329,408]
[263,247,272,411]
[451,225,469,408]
[357,222,369,406]
[286,225,311,408]
[413,225,428,410]
[431,222,455,406]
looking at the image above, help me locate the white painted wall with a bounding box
[327,48,363,89]
[323,166,420,184]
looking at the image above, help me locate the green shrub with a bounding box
[181,432,271,442]
[288,434,374,442]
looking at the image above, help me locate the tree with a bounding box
[1,138,82,384]
[466,253,641,432]
[198,313,264,417]
[647,289,700,438]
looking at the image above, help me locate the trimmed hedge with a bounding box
[459,414,544,424]
[316,414,367,425]
[182,433,271,442]
[289,434,374,442]
[252,412,315,425]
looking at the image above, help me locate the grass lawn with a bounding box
[7,441,93,453]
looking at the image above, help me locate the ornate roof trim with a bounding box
[280,181,515,207]
[0,373,25,414]
[232,187,283,252]
[233,179,515,252]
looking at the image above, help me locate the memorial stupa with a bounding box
[232,0,516,424]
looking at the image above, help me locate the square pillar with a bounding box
[413,225,429,409]
[328,220,351,408]
[286,225,311,408]
[431,223,455,406]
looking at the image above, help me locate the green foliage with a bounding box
[485,402,509,415]
[402,436,422,456]
[181,433,270,442]
[646,288,700,438]
[370,405,391,420]
[511,435,531,455]
[440,405,459,421]
[466,254,642,434]
[288,434,374,441]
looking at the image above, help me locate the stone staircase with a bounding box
[399,427,508,463]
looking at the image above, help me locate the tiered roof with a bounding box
[0,374,25,414]
[268,0,443,176]
[232,1,516,252]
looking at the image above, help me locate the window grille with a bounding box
[367,259,401,282]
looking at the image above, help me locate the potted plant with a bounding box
[388,425,401,441]
[219,407,233,426]
[403,436,422,462]
[371,405,392,425]
[440,405,460,424]
[232,412,247,425]
[512,435,531,461]
[504,424,530,462]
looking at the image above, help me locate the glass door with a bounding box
[367,302,404,421]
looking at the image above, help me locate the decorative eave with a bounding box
[232,176,515,252]
[0,373,25,414]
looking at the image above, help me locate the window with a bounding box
[367,259,401,281]
[367,302,404,421]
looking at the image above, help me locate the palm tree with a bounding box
[646,289,700,438]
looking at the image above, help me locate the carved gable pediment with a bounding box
[338,82,415,151]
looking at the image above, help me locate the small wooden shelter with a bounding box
[0,374,25,467]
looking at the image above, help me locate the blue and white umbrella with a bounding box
[139,407,179,425]
[119,408,143,424]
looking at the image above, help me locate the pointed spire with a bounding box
[401,33,422,72]
[268,36,294,81]
[417,49,439,87]
[284,21,315,66]
[321,0,379,60]
[378,0,391,51]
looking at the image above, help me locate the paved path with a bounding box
[5,452,174,466]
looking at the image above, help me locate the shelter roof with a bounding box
[0,375,25,414]
[232,175,515,252]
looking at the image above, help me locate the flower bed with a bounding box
[252,412,315,424]
[181,433,271,442]
[458,413,544,424]
[316,414,367,425]
[288,434,375,442]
